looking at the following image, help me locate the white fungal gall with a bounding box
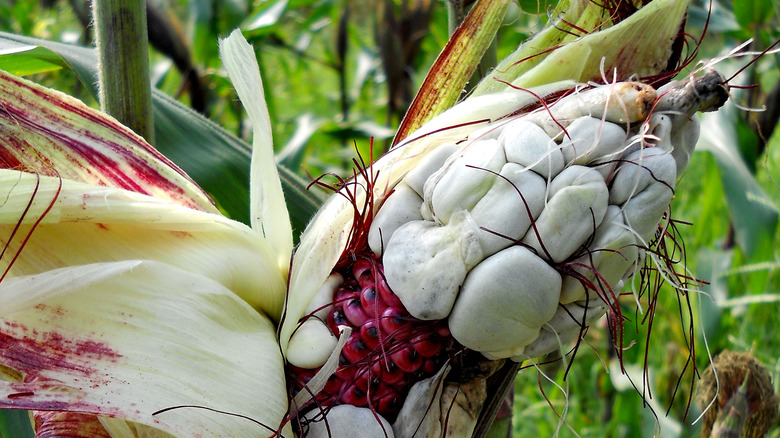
[302,404,394,438]
[609,148,675,206]
[559,206,639,304]
[346,74,727,365]
[521,165,609,262]
[286,318,339,369]
[609,148,677,240]
[403,142,459,197]
[448,246,562,356]
[383,212,483,320]
[651,69,726,173]
[647,111,701,174]
[500,119,564,178]
[469,162,546,256]
[425,139,506,224]
[368,182,423,256]
[560,116,630,166]
[514,299,608,360]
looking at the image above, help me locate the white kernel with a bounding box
[303,273,342,320]
[286,319,338,369]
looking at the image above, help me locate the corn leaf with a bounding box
[0,260,288,437]
[393,0,511,144]
[0,409,33,438]
[698,107,779,260]
[0,32,322,235]
[474,0,692,94]
[0,42,63,75]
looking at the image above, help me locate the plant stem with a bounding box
[93,0,155,143]
[472,361,519,438]
[447,0,466,35]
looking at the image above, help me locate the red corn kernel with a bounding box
[353,258,373,282]
[340,382,368,407]
[421,358,437,374]
[353,366,379,392]
[334,286,357,307]
[380,306,408,337]
[360,286,386,317]
[323,374,342,393]
[344,298,370,326]
[327,308,349,334]
[359,319,381,350]
[374,384,403,416]
[335,354,354,380]
[371,359,405,385]
[341,336,370,364]
[391,346,423,373]
[376,272,403,307]
[411,333,442,358]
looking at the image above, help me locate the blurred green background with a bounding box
[0,0,778,437]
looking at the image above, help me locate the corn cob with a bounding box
[285,70,729,436]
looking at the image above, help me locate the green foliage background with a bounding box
[0,0,778,437]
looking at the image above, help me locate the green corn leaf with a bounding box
[243,0,289,31]
[698,106,779,260]
[0,409,33,438]
[0,42,64,75]
[733,0,777,30]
